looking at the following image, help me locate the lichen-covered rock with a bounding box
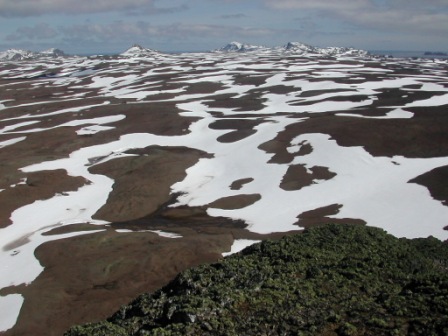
[65,224,448,336]
[64,322,127,336]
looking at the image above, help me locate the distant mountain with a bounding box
[424,51,448,57]
[40,48,66,57]
[281,42,370,57]
[216,41,370,57]
[318,46,369,57]
[282,41,318,54]
[0,42,370,61]
[0,48,68,61]
[215,41,269,53]
[0,49,37,61]
[120,44,162,57]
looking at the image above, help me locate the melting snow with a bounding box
[115,229,182,238]
[0,136,26,148]
[336,108,414,119]
[222,239,262,256]
[1,49,448,331]
[0,294,23,332]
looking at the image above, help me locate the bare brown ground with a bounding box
[209,118,265,143]
[1,225,234,336]
[1,210,302,336]
[217,129,257,142]
[263,105,448,159]
[296,204,366,229]
[0,170,86,228]
[258,139,296,164]
[1,57,448,336]
[410,165,448,206]
[208,194,261,209]
[230,178,254,190]
[280,164,336,191]
[90,146,211,222]
[206,93,267,112]
[0,116,300,336]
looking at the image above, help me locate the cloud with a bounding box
[59,21,291,42]
[6,23,58,41]
[47,21,302,52]
[41,20,311,52]
[265,0,370,12]
[4,20,296,49]
[0,0,188,17]
[264,0,448,36]
[219,13,247,19]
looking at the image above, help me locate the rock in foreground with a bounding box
[66,223,448,335]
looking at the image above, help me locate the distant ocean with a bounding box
[369,50,448,59]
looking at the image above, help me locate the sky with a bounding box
[0,0,447,54]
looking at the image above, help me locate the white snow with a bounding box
[0,294,24,332]
[1,48,448,332]
[0,136,26,148]
[63,116,125,128]
[405,92,448,107]
[115,229,182,238]
[336,108,414,119]
[149,230,183,239]
[0,121,39,134]
[0,226,106,288]
[76,125,115,135]
[222,239,261,256]
[1,101,110,121]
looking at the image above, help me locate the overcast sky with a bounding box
[0,0,447,54]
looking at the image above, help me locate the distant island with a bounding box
[424,51,448,56]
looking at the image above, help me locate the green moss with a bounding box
[64,322,127,336]
[65,224,448,336]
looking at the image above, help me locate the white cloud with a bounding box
[59,21,291,42]
[43,21,306,52]
[265,0,448,36]
[6,23,58,41]
[0,0,187,17]
[265,0,370,12]
[1,20,302,53]
[219,13,247,19]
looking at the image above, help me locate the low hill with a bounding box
[65,224,448,336]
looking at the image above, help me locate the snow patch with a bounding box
[0,137,26,148]
[222,239,261,256]
[115,229,182,238]
[336,109,414,119]
[0,294,24,332]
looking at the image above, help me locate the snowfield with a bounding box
[0,46,447,333]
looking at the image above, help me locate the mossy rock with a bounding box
[65,224,448,336]
[64,322,127,336]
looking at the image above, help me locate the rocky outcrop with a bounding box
[66,224,448,335]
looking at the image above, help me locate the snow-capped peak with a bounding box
[319,46,369,57]
[0,49,37,61]
[40,48,66,57]
[216,41,268,53]
[121,44,160,56]
[283,42,317,53]
[0,48,69,61]
[214,41,370,58]
[283,42,369,57]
